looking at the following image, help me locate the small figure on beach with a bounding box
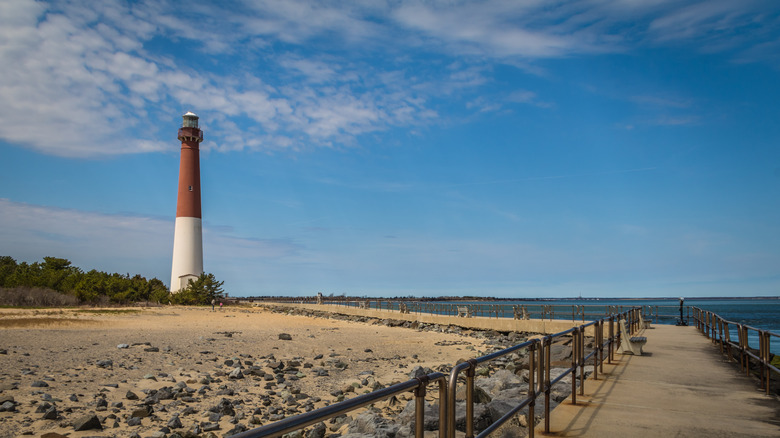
[317,291,323,305]
[211,299,216,312]
[219,302,223,311]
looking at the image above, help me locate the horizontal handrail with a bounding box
[691,307,778,396]
[231,373,448,438]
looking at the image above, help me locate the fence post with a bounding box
[543,336,551,434]
[438,378,448,438]
[528,341,536,438]
[465,359,477,438]
[571,328,578,405]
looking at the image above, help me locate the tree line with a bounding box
[0,256,224,306]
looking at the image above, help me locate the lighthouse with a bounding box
[170,112,204,292]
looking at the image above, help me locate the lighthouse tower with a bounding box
[170,112,204,292]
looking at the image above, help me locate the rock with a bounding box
[202,422,220,432]
[144,347,160,352]
[131,406,152,418]
[549,343,572,363]
[455,401,491,433]
[307,422,327,438]
[408,366,434,379]
[487,396,528,423]
[228,368,244,379]
[126,390,139,400]
[117,344,130,349]
[348,412,398,437]
[0,400,16,412]
[225,424,247,436]
[212,398,235,416]
[278,333,293,341]
[97,359,114,368]
[455,383,492,404]
[31,380,49,388]
[168,414,183,429]
[398,399,440,431]
[43,406,59,420]
[73,414,103,431]
[40,433,68,438]
[476,370,523,397]
[127,417,142,426]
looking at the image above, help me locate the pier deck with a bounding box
[539,324,780,437]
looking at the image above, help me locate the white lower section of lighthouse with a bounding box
[170,217,203,292]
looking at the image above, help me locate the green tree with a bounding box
[170,273,224,305]
[0,256,17,287]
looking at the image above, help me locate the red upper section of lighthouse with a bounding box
[175,116,203,219]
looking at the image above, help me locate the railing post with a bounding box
[760,331,768,395]
[438,378,447,438]
[608,317,614,364]
[465,359,477,438]
[579,325,585,396]
[739,324,747,375]
[414,378,427,438]
[528,341,536,438]
[571,328,578,405]
[595,320,601,379]
[544,336,551,434]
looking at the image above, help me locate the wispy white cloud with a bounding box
[1,0,778,158]
[0,198,299,285]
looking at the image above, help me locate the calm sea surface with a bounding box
[427,298,780,354]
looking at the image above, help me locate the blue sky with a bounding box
[1,0,779,298]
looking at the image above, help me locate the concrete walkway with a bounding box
[538,324,780,437]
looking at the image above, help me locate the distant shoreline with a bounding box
[235,295,780,303]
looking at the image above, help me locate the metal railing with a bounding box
[231,308,643,438]
[231,372,448,438]
[691,307,779,396]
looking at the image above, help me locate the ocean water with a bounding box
[390,298,780,354]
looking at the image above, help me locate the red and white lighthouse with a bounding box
[170,111,204,292]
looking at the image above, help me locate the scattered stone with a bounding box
[131,406,152,418]
[96,359,113,368]
[117,344,130,349]
[31,380,49,388]
[278,333,293,341]
[202,423,220,432]
[73,414,103,431]
[126,390,139,400]
[42,406,58,420]
[225,424,247,436]
[228,368,244,379]
[167,414,183,429]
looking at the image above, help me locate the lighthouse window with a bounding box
[188,185,193,191]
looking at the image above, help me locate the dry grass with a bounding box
[0,316,90,328]
[73,308,141,315]
[0,287,79,307]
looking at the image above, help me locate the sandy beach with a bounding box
[0,305,491,437]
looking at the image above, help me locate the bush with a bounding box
[0,286,80,307]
